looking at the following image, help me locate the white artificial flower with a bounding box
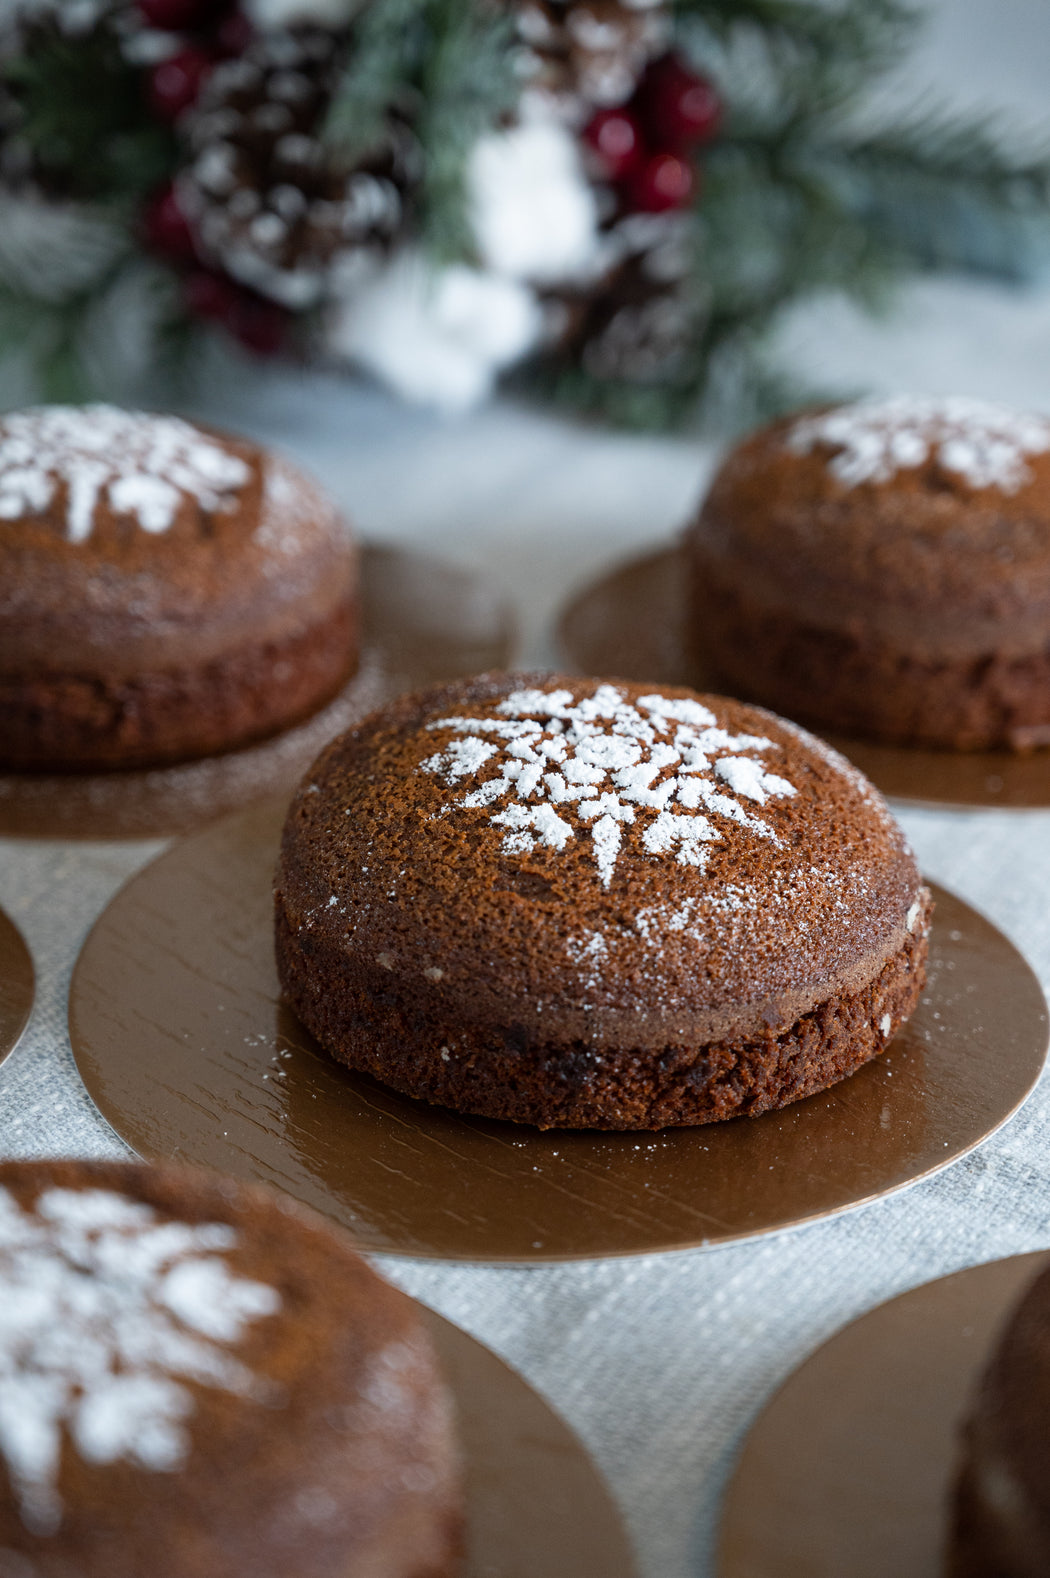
[468,112,602,285]
[329,250,541,414]
[0,190,126,302]
[243,0,356,27]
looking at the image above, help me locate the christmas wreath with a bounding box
[1,0,1048,427]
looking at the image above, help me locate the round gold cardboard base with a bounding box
[0,544,515,840]
[0,906,33,1066]
[557,545,1050,809]
[717,1251,1050,1578]
[426,1308,637,1576]
[68,801,1048,1263]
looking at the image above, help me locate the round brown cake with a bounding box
[0,405,358,771]
[949,1260,1050,1577]
[275,671,931,1130]
[0,1158,462,1578]
[686,395,1050,751]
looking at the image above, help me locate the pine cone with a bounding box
[179,29,418,310]
[516,0,668,118]
[559,212,694,381]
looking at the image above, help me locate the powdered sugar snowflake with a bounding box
[787,395,1050,493]
[0,1185,281,1535]
[420,684,797,889]
[0,406,251,542]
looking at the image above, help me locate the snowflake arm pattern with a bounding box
[0,1186,280,1536]
[419,684,797,889]
[787,396,1050,494]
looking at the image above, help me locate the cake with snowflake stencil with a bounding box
[686,395,1050,751]
[0,404,358,770]
[275,671,930,1130]
[0,1158,462,1577]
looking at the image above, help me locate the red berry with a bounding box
[227,293,289,356]
[136,0,213,29]
[626,151,695,213]
[582,108,644,181]
[147,46,213,120]
[184,271,288,356]
[637,54,722,148]
[143,184,198,262]
[184,269,239,322]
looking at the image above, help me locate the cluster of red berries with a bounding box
[137,0,289,355]
[582,52,721,215]
[136,0,250,120]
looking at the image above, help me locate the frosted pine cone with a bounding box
[515,0,668,118]
[179,29,417,309]
[561,212,695,381]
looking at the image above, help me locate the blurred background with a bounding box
[3,0,1050,660]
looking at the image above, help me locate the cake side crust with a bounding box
[0,1158,463,1578]
[0,596,358,771]
[690,565,1050,752]
[274,887,931,1130]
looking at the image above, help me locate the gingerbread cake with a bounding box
[0,405,358,771]
[686,395,1050,751]
[275,671,931,1130]
[948,1259,1050,1577]
[0,1158,462,1578]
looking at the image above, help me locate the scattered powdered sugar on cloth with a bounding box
[0,1185,280,1535]
[787,394,1050,492]
[0,405,251,542]
[420,684,797,889]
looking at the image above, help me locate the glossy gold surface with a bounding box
[0,906,33,1066]
[718,1251,1050,1578]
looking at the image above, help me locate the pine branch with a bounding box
[323,0,426,162]
[682,0,917,61]
[829,107,1050,277]
[325,0,517,259]
[2,20,175,201]
[414,0,518,259]
[677,0,918,121]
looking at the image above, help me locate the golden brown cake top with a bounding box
[281,672,924,1040]
[0,1159,456,1575]
[0,406,356,674]
[690,395,1050,658]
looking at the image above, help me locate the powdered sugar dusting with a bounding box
[787,395,1050,493]
[254,452,337,558]
[0,1184,280,1535]
[0,406,251,542]
[420,683,797,889]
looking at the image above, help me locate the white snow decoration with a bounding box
[419,684,798,889]
[468,112,602,285]
[0,1185,280,1535]
[243,0,357,26]
[641,811,718,869]
[330,250,541,414]
[715,755,797,805]
[788,395,1050,494]
[0,407,251,541]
